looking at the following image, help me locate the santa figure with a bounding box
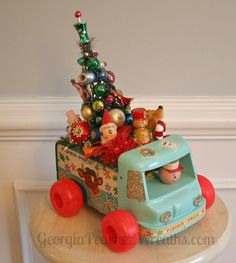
[99,109,117,145]
[155,106,167,140]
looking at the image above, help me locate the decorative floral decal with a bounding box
[106,192,113,202]
[161,141,177,149]
[59,172,67,180]
[139,148,156,157]
[113,175,118,182]
[64,163,71,174]
[113,187,118,195]
[103,166,111,179]
[59,152,65,162]
[70,163,77,172]
[105,183,112,192]
[145,230,154,238]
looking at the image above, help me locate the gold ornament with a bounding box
[109,108,125,127]
[92,100,104,112]
[81,104,93,120]
[100,61,107,68]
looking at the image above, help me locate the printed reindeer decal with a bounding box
[77,163,103,195]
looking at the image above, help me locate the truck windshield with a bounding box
[144,153,196,200]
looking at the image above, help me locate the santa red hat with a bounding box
[100,109,117,131]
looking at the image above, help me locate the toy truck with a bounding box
[50,134,215,252]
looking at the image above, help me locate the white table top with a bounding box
[30,195,231,263]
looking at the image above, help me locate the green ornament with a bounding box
[74,22,90,44]
[92,100,104,112]
[87,58,100,70]
[77,57,84,65]
[94,83,108,96]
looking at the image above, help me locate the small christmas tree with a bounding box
[71,11,133,144]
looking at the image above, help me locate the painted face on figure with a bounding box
[100,125,117,145]
[133,119,148,129]
[160,170,181,184]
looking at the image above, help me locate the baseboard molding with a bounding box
[1,96,236,140]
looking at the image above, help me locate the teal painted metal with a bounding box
[117,134,206,239]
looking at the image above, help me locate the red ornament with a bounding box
[69,120,90,144]
[75,11,81,18]
[106,70,115,83]
[110,89,133,106]
[93,51,99,57]
[106,95,115,105]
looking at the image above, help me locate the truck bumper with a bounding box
[140,204,206,242]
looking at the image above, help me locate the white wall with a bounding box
[0,0,236,262]
[1,0,236,97]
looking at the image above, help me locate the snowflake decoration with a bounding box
[106,192,113,202]
[64,163,71,173]
[103,167,111,179]
[59,172,67,180]
[113,175,118,182]
[145,230,154,238]
[70,163,77,172]
[113,187,118,195]
[59,152,65,162]
[105,183,112,192]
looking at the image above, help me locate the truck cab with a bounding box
[118,134,206,240]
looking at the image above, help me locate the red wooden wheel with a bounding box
[198,174,215,209]
[101,209,140,252]
[50,179,83,217]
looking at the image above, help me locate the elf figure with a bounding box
[132,108,152,145]
[155,106,167,140]
[99,109,117,145]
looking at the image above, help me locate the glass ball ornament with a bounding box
[106,70,115,83]
[95,116,102,125]
[69,121,90,144]
[77,57,84,65]
[105,95,115,105]
[94,83,108,96]
[98,69,108,81]
[81,104,93,120]
[109,108,125,127]
[92,100,104,112]
[90,127,101,142]
[78,71,96,85]
[113,98,122,108]
[87,58,100,70]
[100,61,107,68]
[125,113,133,125]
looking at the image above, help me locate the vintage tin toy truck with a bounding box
[50,134,215,252]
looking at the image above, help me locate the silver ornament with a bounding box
[78,71,96,85]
